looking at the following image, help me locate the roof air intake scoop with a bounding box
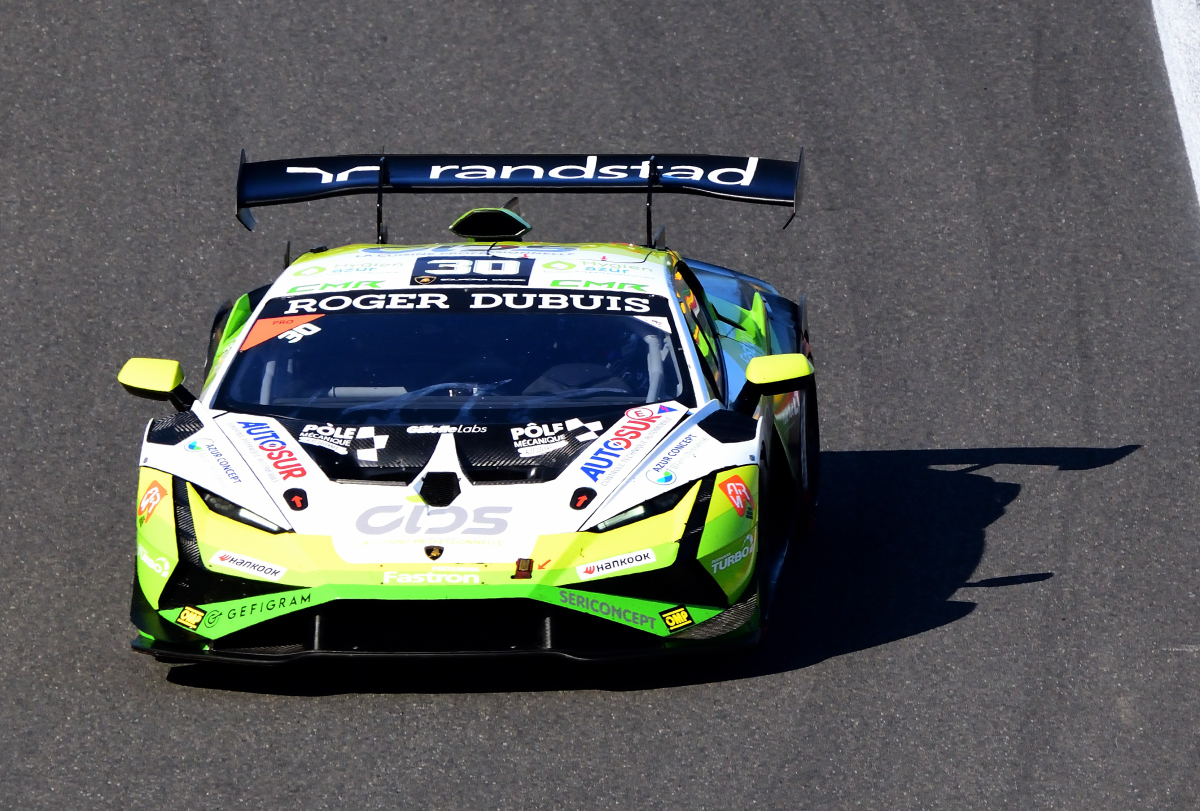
[449,197,531,241]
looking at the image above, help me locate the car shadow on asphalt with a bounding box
[165,445,1138,695]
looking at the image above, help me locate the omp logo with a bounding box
[719,475,754,517]
[660,605,694,632]
[356,504,512,536]
[427,156,760,186]
[287,165,379,184]
[575,549,656,580]
[137,481,167,522]
[137,544,170,578]
[382,572,481,584]
[209,550,287,581]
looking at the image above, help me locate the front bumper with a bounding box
[131,584,760,664]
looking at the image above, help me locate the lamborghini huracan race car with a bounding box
[120,152,818,662]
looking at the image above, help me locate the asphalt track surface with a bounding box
[1,1,1197,808]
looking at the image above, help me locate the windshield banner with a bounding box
[258,288,674,318]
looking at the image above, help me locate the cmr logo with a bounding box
[412,256,533,286]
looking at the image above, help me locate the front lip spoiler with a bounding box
[131,628,759,666]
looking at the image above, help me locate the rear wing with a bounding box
[235,151,803,232]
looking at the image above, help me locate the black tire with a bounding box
[798,375,820,518]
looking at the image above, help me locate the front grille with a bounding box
[419,472,461,506]
[211,599,665,655]
[172,476,202,567]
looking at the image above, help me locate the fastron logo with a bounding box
[208,550,287,581]
[575,549,656,580]
[382,572,481,585]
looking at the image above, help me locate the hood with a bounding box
[139,400,756,569]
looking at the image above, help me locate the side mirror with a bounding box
[734,353,814,414]
[118,358,196,412]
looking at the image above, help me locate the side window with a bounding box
[671,267,724,400]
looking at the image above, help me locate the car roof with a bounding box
[264,242,678,300]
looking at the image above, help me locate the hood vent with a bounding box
[418,472,461,507]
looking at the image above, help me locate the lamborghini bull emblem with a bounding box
[424,545,444,560]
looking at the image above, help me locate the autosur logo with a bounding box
[579,405,677,483]
[137,481,166,524]
[237,422,307,480]
[719,475,754,517]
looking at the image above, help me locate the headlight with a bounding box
[590,481,695,532]
[197,486,287,534]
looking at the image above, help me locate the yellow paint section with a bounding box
[745,353,813,386]
[119,358,184,394]
[134,468,178,608]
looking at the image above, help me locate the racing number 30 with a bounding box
[423,259,522,276]
[412,256,534,285]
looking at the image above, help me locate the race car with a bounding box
[119,152,818,662]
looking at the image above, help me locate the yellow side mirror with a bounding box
[745,353,813,389]
[736,353,814,414]
[118,358,195,411]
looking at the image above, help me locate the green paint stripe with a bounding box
[160,582,724,640]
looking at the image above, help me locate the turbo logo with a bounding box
[710,536,755,574]
[236,422,307,480]
[137,544,170,578]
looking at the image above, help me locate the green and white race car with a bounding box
[120,151,818,662]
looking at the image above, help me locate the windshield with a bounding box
[212,288,694,424]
